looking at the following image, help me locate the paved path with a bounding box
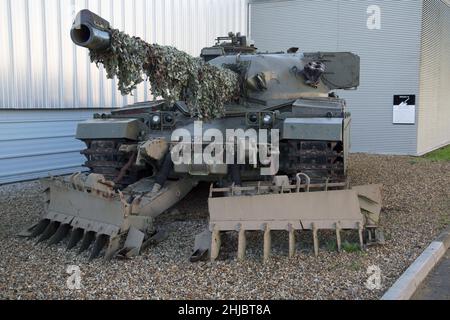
[412,249,450,300]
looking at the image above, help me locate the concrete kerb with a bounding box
[381,225,450,300]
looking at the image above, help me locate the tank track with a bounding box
[279,140,345,183]
[80,139,147,187]
[81,139,344,186]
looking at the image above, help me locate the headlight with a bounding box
[152,115,161,124]
[262,114,273,124]
[164,114,174,124]
[248,113,258,124]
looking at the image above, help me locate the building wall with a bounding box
[249,0,423,155]
[0,109,99,184]
[0,0,248,184]
[0,0,247,109]
[417,0,450,155]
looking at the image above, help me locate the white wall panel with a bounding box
[417,0,450,154]
[0,0,248,184]
[0,0,248,109]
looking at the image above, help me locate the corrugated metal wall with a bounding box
[0,0,248,109]
[249,0,422,155]
[0,109,102,184]
[417,0,450,155]
[0,0,248,184]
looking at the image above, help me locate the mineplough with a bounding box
[19,173,197,260]
[191,174,384,262]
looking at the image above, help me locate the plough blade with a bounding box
[36,221,60,244]
[67,228,84,250]
[19,173,196,261]
[190,230,212,262]
[47,223,71,246]
[18,219,50,238]
[79,231,96,254]
[192,177,383,262]
[89,234,109,260]
[116,227,145,259]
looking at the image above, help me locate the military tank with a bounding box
[20,10,384,262]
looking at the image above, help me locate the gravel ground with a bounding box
[0,154,449,300]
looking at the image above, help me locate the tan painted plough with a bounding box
[191,174,384,262]
[19,173,197,260]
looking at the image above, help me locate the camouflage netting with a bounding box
[89,29,240,119]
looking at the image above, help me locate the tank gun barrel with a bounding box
[69,9,240,120]
[70,9,111,50]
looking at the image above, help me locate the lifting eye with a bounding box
[254,73,267,91]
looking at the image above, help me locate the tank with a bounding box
[20,10,384,262]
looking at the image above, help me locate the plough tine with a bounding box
[263,224,271,263]
[78,231,95,254]
[288,224,295,258]
[67,228,84,250]
[47,224,71,246]
[104,236,121,260]
[358,222,364,250]
[335,222,342,252]
[312,223,319,257]
[237,227,246,261]
[89,234,108,261]
[190,230,212,263]
[210,226,221,262]
[31,220,51,237]
[36,221,60,244]
[19,219,50,238]
[117,227,145,259]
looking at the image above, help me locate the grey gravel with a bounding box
[0,154,449,300]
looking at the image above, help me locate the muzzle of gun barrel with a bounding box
[70,9,111,51]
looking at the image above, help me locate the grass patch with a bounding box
[423,145,450,162]
[349,260,363,271]
[341,241,361,253]
[325,240,337,251]
[409,158,427,165]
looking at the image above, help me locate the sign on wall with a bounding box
[393,95,416,124]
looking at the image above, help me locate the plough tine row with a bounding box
[208,225,367,262]
[22,219,122,260]
[21,217,151,261]
[20,217,120,260]
[19,174,197,261]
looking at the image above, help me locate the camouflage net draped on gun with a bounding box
[89,29,240,120]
